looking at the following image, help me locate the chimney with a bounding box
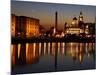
[55,11,58,31]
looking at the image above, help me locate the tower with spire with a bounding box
[78,11,84,28]
[79,11,83,22]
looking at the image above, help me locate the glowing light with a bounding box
[72,21,75,25]
[86,25,88,28]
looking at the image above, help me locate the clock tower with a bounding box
[78,11,84,28]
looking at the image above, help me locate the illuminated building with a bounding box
[78,11,84,28]
[25,17,40,37]
[64,11,85,35]
[84,23,95,35]
[66,28,83,35]
[71,17,78,27]
[64,16,83,35]
[85,25,89,35]
[11,14,16,37]
[11,14,40,37]
[64,11,96,36]
[79,11,83,22]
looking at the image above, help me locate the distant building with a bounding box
[64,11,96,36]
[65,28,83,35]
[49,26,55,37]
[16,16,26,37]
[64,11,86,35]
[11,14,40,38]
[39,25,46,36]
[64,17,83,35]
[64,22,69,35]
[84,23,96,35]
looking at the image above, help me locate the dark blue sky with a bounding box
[11,1,96,30]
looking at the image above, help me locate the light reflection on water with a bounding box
[11,42,96,74]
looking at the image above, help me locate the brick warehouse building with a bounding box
[11,14,40,38]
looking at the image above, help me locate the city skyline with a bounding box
[11,1,96,30]
[11,1,96,74]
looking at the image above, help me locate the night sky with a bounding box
[11,1,96,30]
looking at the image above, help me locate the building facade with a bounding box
[11,14,16,37]
[26,17,40,37]
[11,14,40,38]
[64,11,85,35]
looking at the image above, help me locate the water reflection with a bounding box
[11,42,96,72]
[11,42,95,65]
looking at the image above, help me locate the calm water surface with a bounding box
[11,42,96,74]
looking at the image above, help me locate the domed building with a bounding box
[71,17,78,27]
[64,12,84,35]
